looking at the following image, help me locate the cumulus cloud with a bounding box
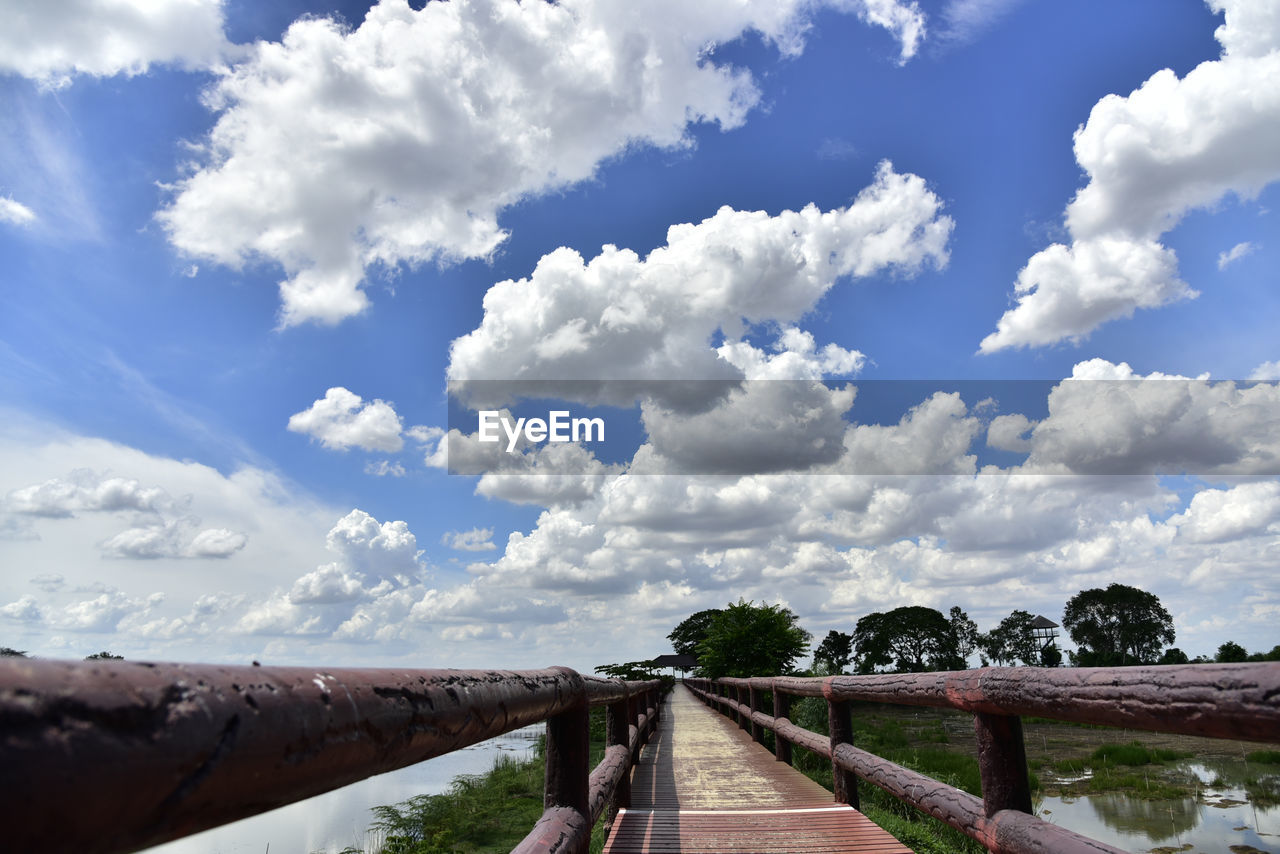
[0,0,236,89]
[1251,360,1280,381]
[56,589,164,633]
[0,196,37,227]
[448,161,951,407]
[6,468,249,559]
[443,527,498,552]
[158,0,928,326]
[0,595,43,622]
[1003,359,1280,476]
[287,387,404,452]
[1170,481,1280,543]
[981,0,1280,352]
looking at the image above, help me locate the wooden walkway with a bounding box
[603,684,912,853]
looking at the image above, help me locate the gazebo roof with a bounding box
[1030,615,1059,629]
[651,653,698,668]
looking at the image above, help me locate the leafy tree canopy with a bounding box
[853,605,975,674]
[1157,647,1190,665]
[668,608,721,658]
[0,647,27,658]
[812,630,854,674]
[1215,641,1248,663]
[1063,583,1174,666]
[695,600,810,679]
[85,651,123,661]
[594,660,661,680]
[979,610,1042,666]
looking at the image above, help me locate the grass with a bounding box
[338,708,615,854]
[1247,749,1280,764]
[1090,741,1190,766]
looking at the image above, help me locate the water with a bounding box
[143,725,542,854]
[1037,758,1280,853]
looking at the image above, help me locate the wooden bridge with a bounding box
[605,684,909,853]
[2,658,1278,854]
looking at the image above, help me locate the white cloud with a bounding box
[158,0,928,326]
[443,527,497,552]
[1217,240,1257,269]
[1170,482,1280,543]
[1251,360,1280,381]
[982,0,1280,352]
[1005,359,1280,476]
[0,0,236,89]
[364,460,406,477]
[287,387,404,452]
[0,195,37,227]
[449,161,950,404]
[0,595,43,622]
[56,589,163,633]
[937,0,1026,46]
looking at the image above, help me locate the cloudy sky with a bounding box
[2,0,1278,671]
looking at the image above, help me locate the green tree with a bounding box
[812,630,854,674]
[1157,647,1190,665]
[668,608,721,658]
[940,606,979,670]
[1215,641,1248,663]
[1248,644,1280,662]
[85,651,123,661]
[979,610,1042,666]
[1062,583,1175,666]
[0,647,27,658]
[853,606,950,673]
[695,600,810,679]
[594,660,661,680]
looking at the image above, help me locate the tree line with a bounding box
[622,583,1279,680]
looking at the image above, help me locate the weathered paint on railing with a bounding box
[688,661,1280,854]
[0,657,662,854]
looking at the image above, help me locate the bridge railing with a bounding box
[687,661,1280,854]
[0,658,664,854]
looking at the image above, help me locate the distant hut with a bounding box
[1030,615,1059,652]
[651,653,697,678]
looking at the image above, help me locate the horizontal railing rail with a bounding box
[687,661,1280,854]
[0,658,663,854]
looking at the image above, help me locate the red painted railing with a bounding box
[687,662,1280,854]
[0,658,663,854]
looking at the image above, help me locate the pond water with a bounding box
[1037,758,1280,853]
[143,724,542,854]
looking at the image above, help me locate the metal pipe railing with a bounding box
[687,661,1280,854]
[0,657,663,854]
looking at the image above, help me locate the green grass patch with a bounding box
[1090,741,1190,766]
[1247,749,1280,764]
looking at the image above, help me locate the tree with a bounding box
[1157,647,1189,665]
[668,609,721,658]
[1062,583,1174,666]
[939,606,979,670]
[694,600,810,679]
[853,606,953,674]
[85,651,123,661]
[980,611,1042,666]
[0,647,27,658]
[1215,641,1248,663]
[813,630,854,674]
[1248,644,1280,662]
[595,661,661,680]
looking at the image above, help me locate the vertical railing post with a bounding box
[748,682,764,744]
[974,712,1033,817]
[773,682,792,765]
[824,680,859,809]
[606,689,631,830]
[736,682,749,732]
[544,667,589,854]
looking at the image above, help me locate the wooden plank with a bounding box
[605,685,912,853]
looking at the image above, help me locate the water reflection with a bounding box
[144,725,541,854]
[1037,756,1280,854]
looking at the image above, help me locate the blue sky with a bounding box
[1,0,1278,670]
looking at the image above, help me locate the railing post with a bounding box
[748,683,764,744]
[974,712,1033,817]
[826,690,859,809]
[544,667,590,854]
[606,690,631,828]
[772,683,792,765]
[737,683,750,732]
